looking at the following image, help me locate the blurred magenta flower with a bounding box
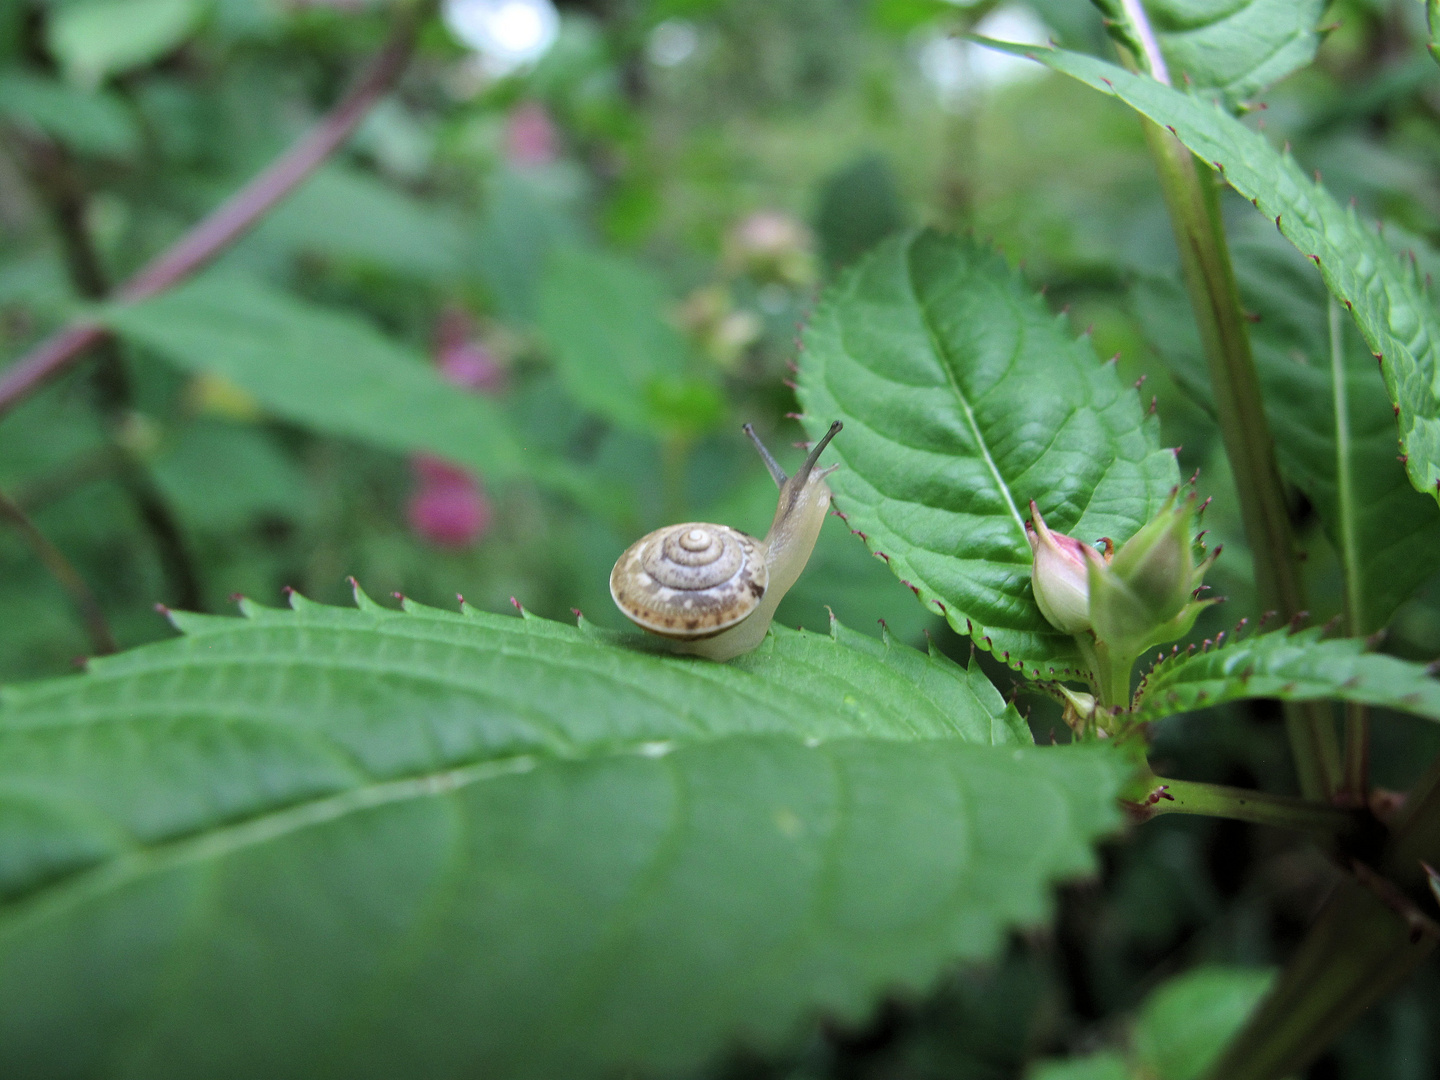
[434,306,506,393]
[406,307,506,548]
[408,455,492,549]
[504,101,558,167]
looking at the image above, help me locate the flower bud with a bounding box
[1027,501,1098,635]
[1086,492,1217,654]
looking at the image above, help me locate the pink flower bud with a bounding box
[1028,501,1097,636]
[408,454,492,549]
[504,101,558,167]
[434,306,506,394]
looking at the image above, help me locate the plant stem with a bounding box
[1109,2,1340,799]
[20,135,204,611]
[1124,769,1357,837]
[0,0,435,418]
[0,487,116,656]
[1204,877,1437,1080]
[1329,295,1371,800]
[1203,713,1440,1080]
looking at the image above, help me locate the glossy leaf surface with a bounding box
[0,596,1127,1080]
[797,230,1179,674]
[978,39,1440,505]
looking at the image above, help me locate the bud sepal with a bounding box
[1027,492,1220,715]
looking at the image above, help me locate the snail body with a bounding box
[610,420,842,661]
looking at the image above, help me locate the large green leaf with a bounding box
[976,39,1440,504]
[1134,237,1440,632]
[538,246,723,437]
[1132,625,1440,723]
[104,273,586,497]
[1095,0,1326,110]
[0,595,1127,1080]
[796,230,1180,676]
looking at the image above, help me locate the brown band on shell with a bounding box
[610,523,768,638]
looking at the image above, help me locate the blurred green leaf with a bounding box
[1135,237,1440,634]
[1133,626,1440,724]
[475,169,583,324]
[868,0,958,36]
[978,39,1440,505]
[0,72,138,157]
[797,230,1179,676]
[47,0,206,86]
[539,246,721,437]
[252,167,468,281]
[150,420,312,532]
[815,154,908,269]
[1133,966,1274,1080]
[104,274,534,482]
[1027,966,1273,1080]
[0,595,1127,1079]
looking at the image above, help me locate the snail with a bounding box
[610,420,843,661]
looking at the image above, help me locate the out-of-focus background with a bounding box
[2,0,1438,1075]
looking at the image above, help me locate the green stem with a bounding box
[1109,2,1340,799]
[1329,295,1371,800]
[1204,878,1437,1080]
[1202,712,1440,1080]
[1328,296,1363,633]
[0,487,117,656]
[1125,769,1357,837]
[1076,635,1132,713]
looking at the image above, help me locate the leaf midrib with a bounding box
[0,754,541,936]
[904,244,1029,543]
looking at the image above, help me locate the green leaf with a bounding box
[48,0,206,85]
[474,169,582,324]
[103,274,578,493]
[975,39,1440,505]
[1132,966,1274,1080]
[1096,0,1326,110]
[1026,965,1273,1080]
[1134,237,1440,633]
[0,72,139,157]
[797,230,1180,675]
[0,596,1126,1079]
[538,246,723,437]
[251,167,468,281]
[150,420,313,531]
[816,154,909,269]
[1132,626,1440,724]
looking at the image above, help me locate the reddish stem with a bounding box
[0,1,434,418]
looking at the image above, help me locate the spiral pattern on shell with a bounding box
[610,523,768,639]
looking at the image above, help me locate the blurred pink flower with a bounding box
[408,454,492,549]
[504,101,558,167]
[434,306,506,393]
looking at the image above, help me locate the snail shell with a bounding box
[610,420,842,661]
[609,523,768,638]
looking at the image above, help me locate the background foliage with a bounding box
[3,0,1440,1077]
